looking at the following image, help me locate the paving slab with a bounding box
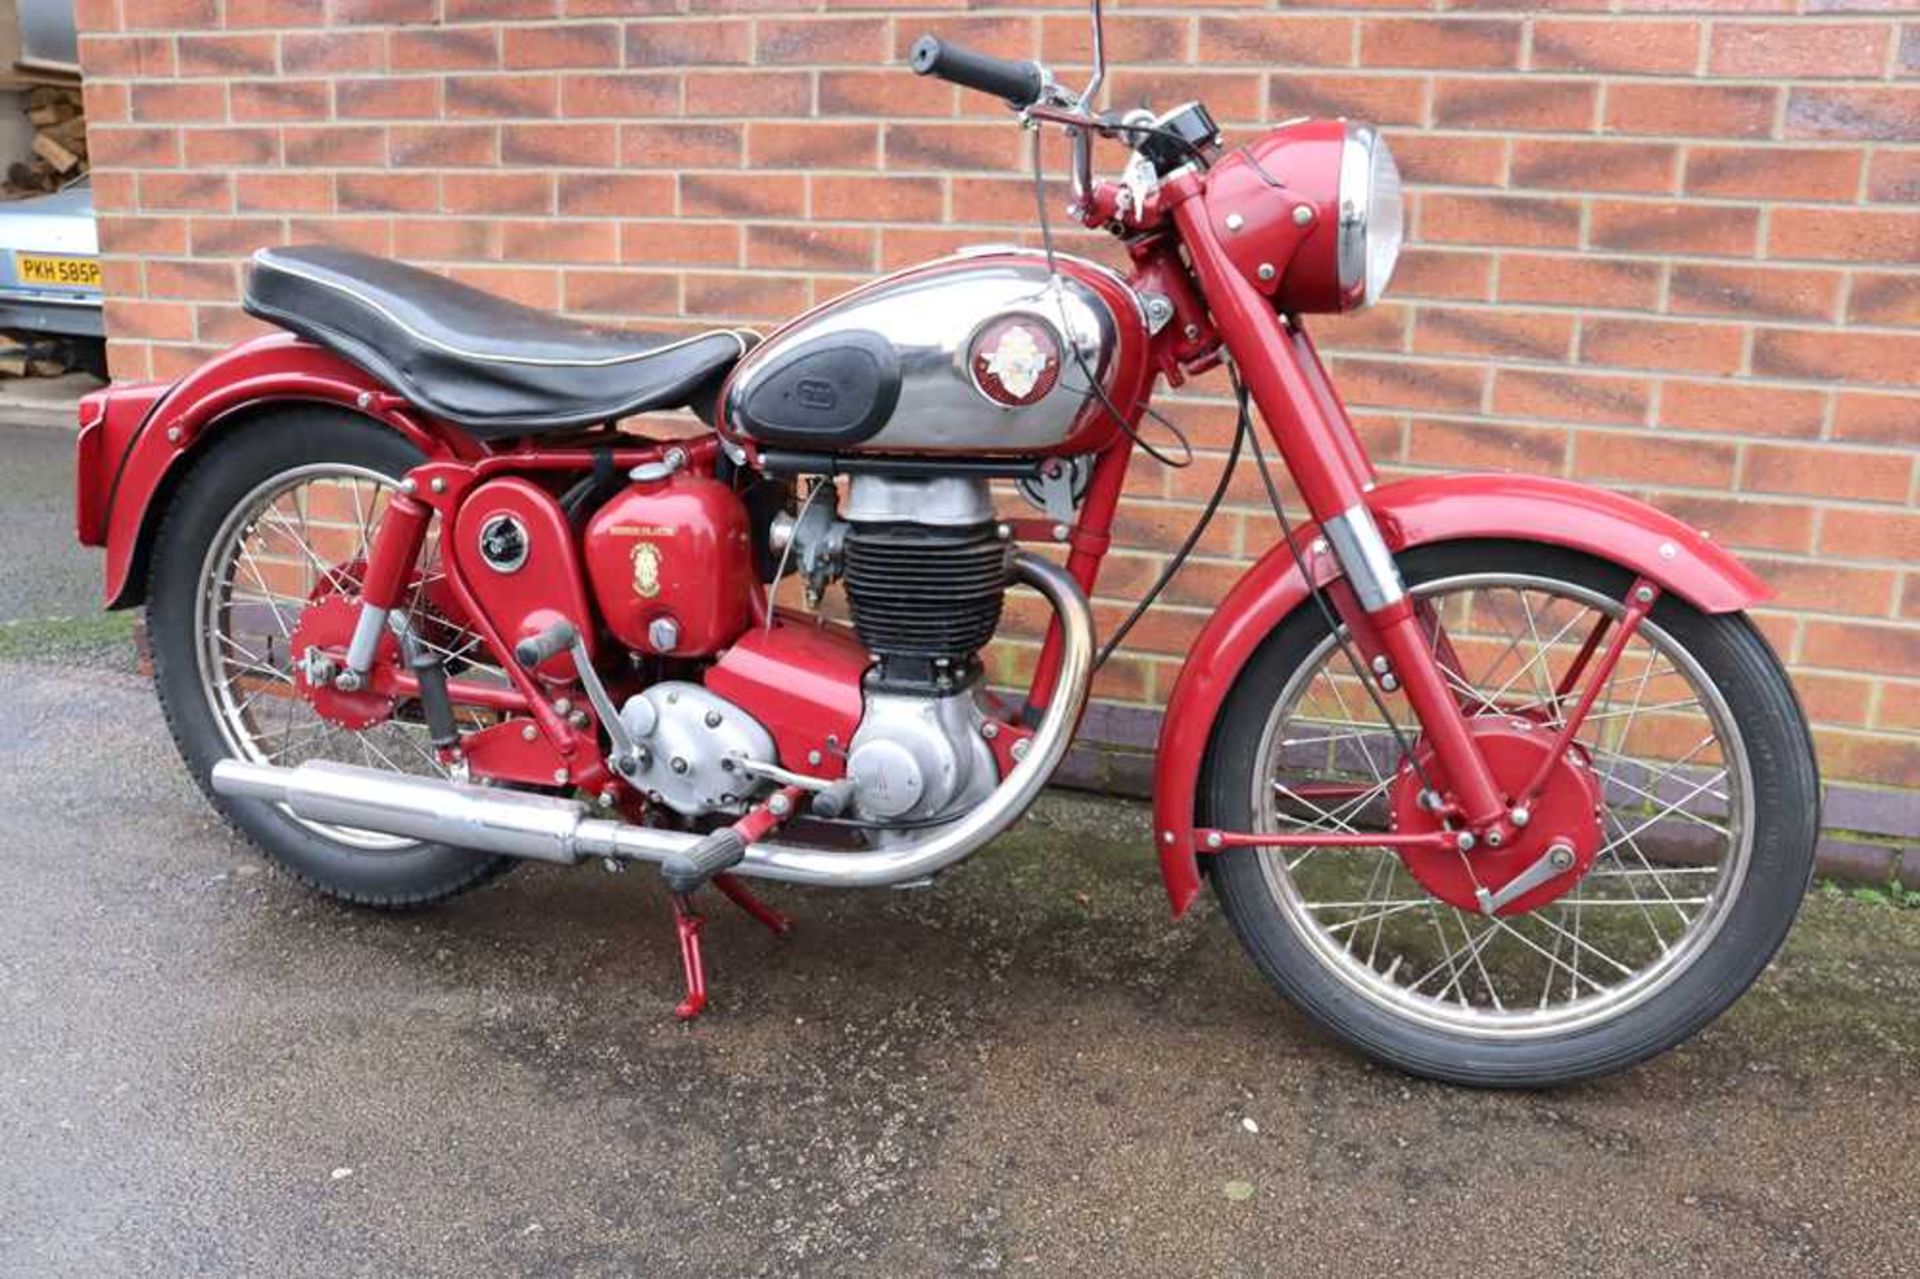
[2,657,1918,1277]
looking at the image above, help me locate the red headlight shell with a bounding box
[1199,118,1352,314]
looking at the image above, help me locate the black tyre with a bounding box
[1202,539,1819,1087]
[147,407,516,908]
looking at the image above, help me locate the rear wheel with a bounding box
[1202,539,1818,1086]
[148,407,517,908]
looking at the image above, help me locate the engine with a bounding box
[837,475,1007,826]
[596,249,1147,828]
[579,463,1011,831]
[840,476,1008,691]
[582,255,1141,830]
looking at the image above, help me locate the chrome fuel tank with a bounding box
[720,250,1149,457]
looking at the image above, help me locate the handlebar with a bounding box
[908,35,1047,110]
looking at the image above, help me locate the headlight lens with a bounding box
[1336,125,1404,310]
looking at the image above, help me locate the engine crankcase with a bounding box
[846,687,997,826]
[619,681,776,818]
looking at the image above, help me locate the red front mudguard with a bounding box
[75,333,474,609]
[1150,471,1771,917]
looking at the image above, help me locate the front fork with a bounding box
[1167,187,1530,846]
[1320,502,1510,834]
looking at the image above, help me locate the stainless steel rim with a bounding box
[1250,569,1754,1040]
[193,463,503,851]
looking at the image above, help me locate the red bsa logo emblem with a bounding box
[969,315,1062,407]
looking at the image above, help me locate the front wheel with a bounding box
[1201,539,1819,1087]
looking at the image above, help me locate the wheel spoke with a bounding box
[196,463,510,852]
[1250,569,1750,1035]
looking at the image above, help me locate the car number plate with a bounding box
[15,253,101,289]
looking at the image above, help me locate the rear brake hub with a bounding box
[1390,720,1602,916]
[290,594,398,731]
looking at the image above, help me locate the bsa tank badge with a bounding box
[630,541,663,599]
[969,315,1062,407]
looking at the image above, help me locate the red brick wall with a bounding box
[75,2,1917,795]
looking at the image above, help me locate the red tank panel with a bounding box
[584,470,755,659]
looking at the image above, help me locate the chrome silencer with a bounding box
[211,553,1094,889]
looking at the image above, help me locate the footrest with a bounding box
[661,827,748,895]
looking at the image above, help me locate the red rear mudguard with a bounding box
[75,334,473,609]
[1151,471,1771,917]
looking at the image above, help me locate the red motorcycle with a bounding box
[74,3,1817,1085]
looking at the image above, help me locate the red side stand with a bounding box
[669,874,793,1021]
[713,872,793,936]
[671,894,708,1020]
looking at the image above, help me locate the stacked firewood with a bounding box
[6,84,85,197]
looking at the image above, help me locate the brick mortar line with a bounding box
[98,242,1920,287]
[86,96,1920,124]
[89,235,1920,286]
[86,172,1920,209]
[82,69,1920,90]
[100,62,1919,84]
[92,161,1920,212]
[125,274,1920,340]
[101,17,1920,36]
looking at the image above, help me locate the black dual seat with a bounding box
[243,246,756,438]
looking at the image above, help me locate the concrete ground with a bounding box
[4,421,1919,1276]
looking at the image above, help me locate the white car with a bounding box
[0,174,100,341]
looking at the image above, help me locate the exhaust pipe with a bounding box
[212,553,1093,889]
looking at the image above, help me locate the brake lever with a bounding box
[1021,97,1099,214]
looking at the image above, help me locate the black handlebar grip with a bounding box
[514,619,578,669]
[909,34,1046,109]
